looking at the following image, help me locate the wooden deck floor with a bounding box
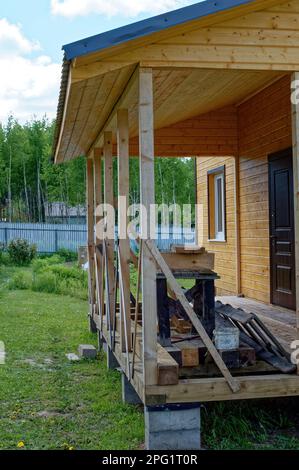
[217,296,297,352]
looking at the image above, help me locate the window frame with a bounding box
[207,165,227,242]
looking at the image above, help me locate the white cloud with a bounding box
[51,0,192,18]
[0,18,40,56]
[0,18,60,123]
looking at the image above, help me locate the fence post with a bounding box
[55,229,58,253]
[4,227,8,247]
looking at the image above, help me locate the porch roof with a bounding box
[53,0,291,164]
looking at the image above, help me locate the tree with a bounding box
[0,116,196,223]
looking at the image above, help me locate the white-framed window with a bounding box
[208,166,226,242]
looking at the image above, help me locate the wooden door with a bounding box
[269,149,296,310]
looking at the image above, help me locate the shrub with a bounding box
[6,252,88,300]
[8,271,32,290]
[57,248,77,262]
[31,262,88,299]
[32,255,64,274]
[7,239,37,266]
[32,272,57,294]
[49,264,87,284]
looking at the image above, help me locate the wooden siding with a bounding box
[197,156,237,296]
[238,74,292,303]
[128,105,238,157]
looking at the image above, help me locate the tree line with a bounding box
[0,117,195,223]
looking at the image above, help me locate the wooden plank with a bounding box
[160,25,299,47]
[132,240,142,379]
[157,344,179,386]
[176,342,200,367]
[117,108,132,352]
[145,238,240,393]
[139,67,158,387]
[133,44,299,70]
[171,245,205,254]
[145,374,299,405]
[291,71,299,374]
[86,156,95,318]
[94,148,104,320]
[234,155,242,295]
[161,252,214,271]
[103,132,115,330]
[93,148,103,246]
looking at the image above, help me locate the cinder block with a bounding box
[122,373,142,405]
[145,404,201,450]
[78,344,97,359]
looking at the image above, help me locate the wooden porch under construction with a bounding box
[53,0,299,450]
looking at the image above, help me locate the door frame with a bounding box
[268,147,296,310]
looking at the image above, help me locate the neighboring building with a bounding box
[44,202,86,225]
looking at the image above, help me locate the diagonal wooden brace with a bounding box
[145,238,240,393]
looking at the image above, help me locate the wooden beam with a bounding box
[157,344,179,386]
[93,148,103,319]
[86,155,96,317]
[145,238,240,393]
[103,132,115,329]
[234,155,242,296]
[93,148,103,244]
[139,67,158,386]
[291,71,299,374]
[161,252,214,271]
[145,374,299,405]
[117,108,132,352]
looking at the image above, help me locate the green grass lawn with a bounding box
[0,264,299,450]
[0,271,144,450]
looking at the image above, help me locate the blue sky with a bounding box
[0,0,198,123]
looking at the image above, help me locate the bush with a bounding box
[8,271,32,290]
[57,248,77,262]
[5,252,88,300]
[32,255,64,273]
[7,239,37,266]
[32,272,57,294]
[31,261,88,299]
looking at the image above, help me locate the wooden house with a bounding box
[53,0,299,449]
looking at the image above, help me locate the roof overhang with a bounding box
[53,0,290,163]
[63,0,256,61]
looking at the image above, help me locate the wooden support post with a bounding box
[291,72,299,373]
[94,148,103,244]
[93,148,103,319]
[103,132,115,329]
[139,67,158,386]
[87,155,96,331]
[117,108,132,352]
[234,156,242,296]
